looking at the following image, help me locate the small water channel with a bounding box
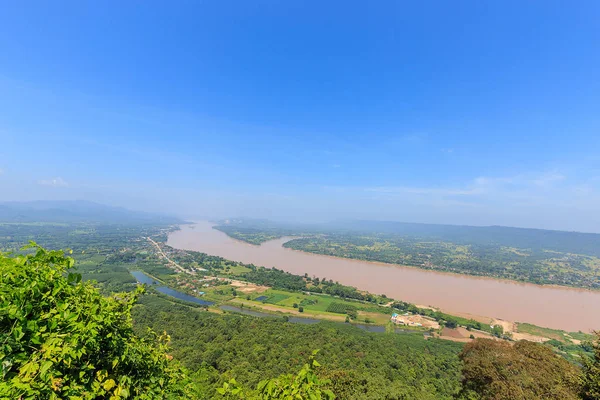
[131,271,423,335]
[220,305,421,334]
[130,270,214,306]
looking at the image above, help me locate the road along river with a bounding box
[167,221,600,332]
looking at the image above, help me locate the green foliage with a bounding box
[0,222,178,295]
[0,243,190,399]
[517,322,594,343]
[458,339,581,399]
[5,222,595,400]
[490,324,504,337]
[444,318,458,329]
[218,351,334,399]
[325,302,357,315]
[213,226,284,245]
[581,332,600,400]
[325,302,359,320]
[262,294,290,304]
[133,297,464,399]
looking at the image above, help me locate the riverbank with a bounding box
[215,222,600,291]
[281,238,600,293]
[167,222,600,332]
[130,261,591,354]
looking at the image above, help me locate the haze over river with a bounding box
[168,222,600,332]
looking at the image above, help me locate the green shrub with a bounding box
[581,332,600,400]
[217,351,334,399]
[0,243,191,399]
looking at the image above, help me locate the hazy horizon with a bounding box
[3,199,600,235]
[2,2,600,232]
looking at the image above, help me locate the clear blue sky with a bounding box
[1,1,600,231]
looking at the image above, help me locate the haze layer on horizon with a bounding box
[1,2,600,232]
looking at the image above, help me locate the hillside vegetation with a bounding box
[133,295,464,399]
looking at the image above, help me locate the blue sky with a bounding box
[1,1,600,231]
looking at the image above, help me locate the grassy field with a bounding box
[262,293,290,304]
[220,263,252,275]
[234,288,393,324]
[254,289,376,312]
[516,322,594,342]
[196,284,237,302]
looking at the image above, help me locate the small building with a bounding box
[390,313,406,325]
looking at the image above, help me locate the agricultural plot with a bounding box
[263,293,290,304]
[299,298,317,307]
[326,302,358,314]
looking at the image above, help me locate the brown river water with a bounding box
[167,222,600,332]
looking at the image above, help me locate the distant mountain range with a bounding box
[0,201,183,225]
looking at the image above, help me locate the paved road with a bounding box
[146,237,198,275]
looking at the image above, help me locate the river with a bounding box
[167,222,600,332]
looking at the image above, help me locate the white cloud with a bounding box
[532,172,565,187]
[364,186,483,196]
[474,171,566,191]
[473,176,514,186]
[362,170,574,202]
[0,168,4,175]
[38,177,69,187]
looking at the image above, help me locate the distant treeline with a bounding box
[217,218,600,257]
[215,220,600,289]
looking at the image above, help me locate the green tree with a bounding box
[458,338,580,399]
[0,244,190,399]
[346,310,358,320]
[444,318,458,329]
[491,324,504,337]
[581,331,600,400]
[218,351,334,399]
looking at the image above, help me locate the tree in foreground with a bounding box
[458,338,581,399]
[0,244,190,399]
[0,244,336,399]
[581,332,600,400]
